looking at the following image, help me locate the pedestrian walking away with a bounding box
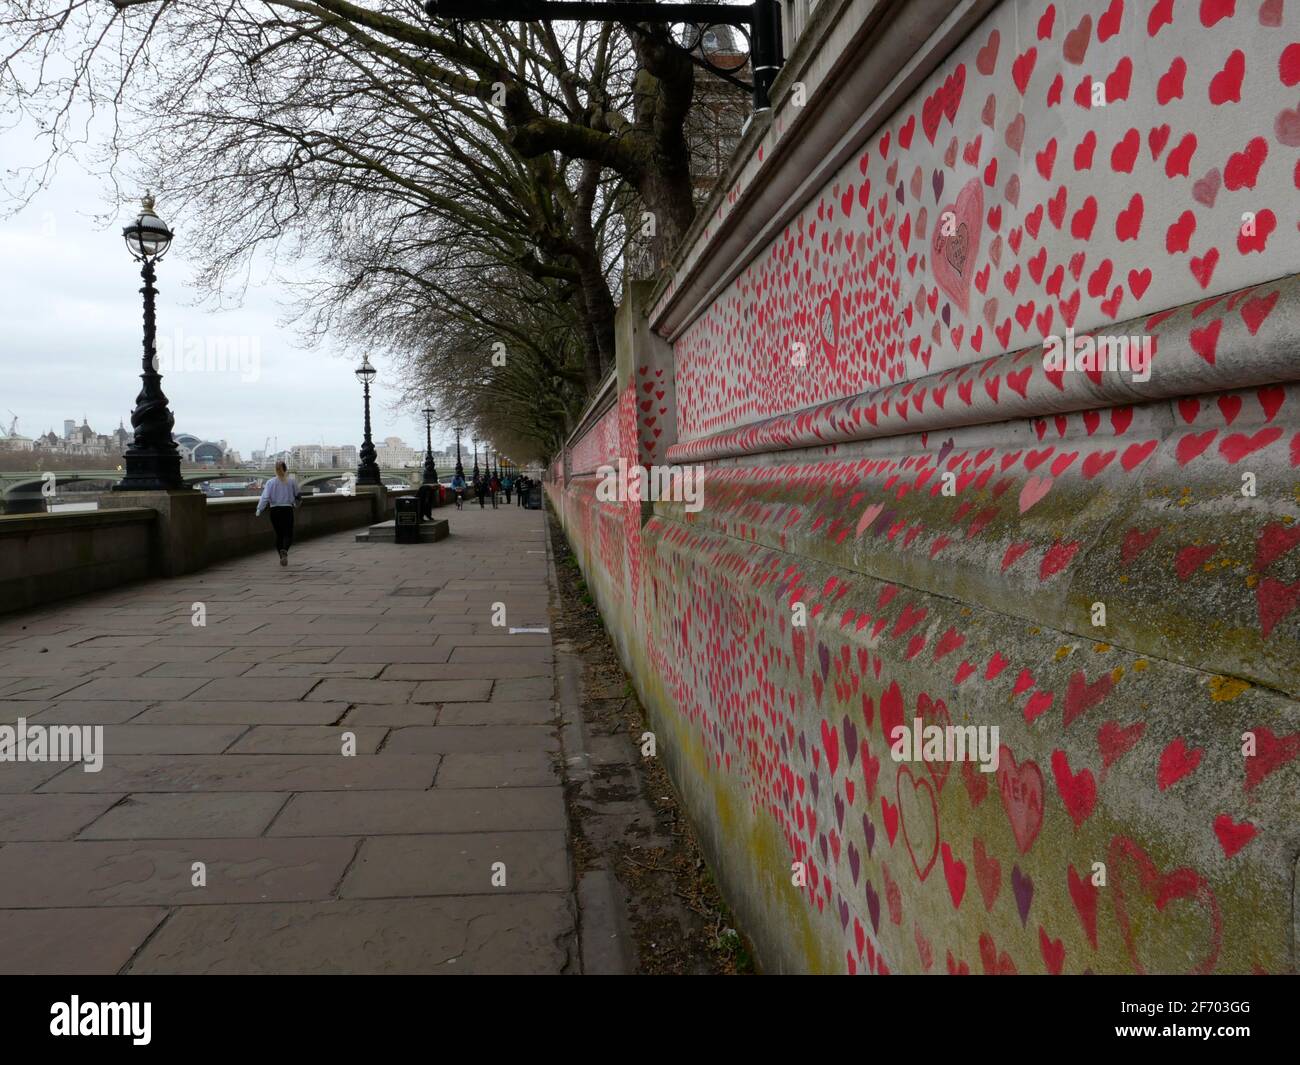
[489,472,500,509]
[475,475,488,508]
[502,473,513,505]
[255,461,302,566]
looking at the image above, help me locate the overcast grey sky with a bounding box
[0,122,448,462]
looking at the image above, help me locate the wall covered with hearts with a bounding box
[670,0,1299,447]
[547,0,1300,974]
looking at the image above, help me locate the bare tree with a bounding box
[1,1,720,457]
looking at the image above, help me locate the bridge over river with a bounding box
[0,468,451,514]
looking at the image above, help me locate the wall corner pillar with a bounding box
[99,489,209,578]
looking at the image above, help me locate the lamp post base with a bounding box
[113,450,191,493]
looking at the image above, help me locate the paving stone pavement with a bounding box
[0,502,576,974]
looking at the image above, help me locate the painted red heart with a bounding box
[1038,926,1065,975]
[1051,749,1097,827]
[1068,863,1099,948]
[896,764,939,881]
[930,178,984,315]
[1212,814,1257,858]
[996,744,1044,853]
[1063,669,1113,727]
[941,842,967,908]
[1157,737,1203,790]
[1098,719,1146,769]
[1244,726,1300,791]
[1109,835,1222,975]
[972,836,1001,910]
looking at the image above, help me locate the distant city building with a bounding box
[288,444,358,470]
[173,430,237,465]
[375,436,419,467]
[22,415,130,458]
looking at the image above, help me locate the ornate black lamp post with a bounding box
[472,439,480,481]
[114,192,189,493]
[421,403,438,484]
[453,425,465,479]
[355,354,382,486]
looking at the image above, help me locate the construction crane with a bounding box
[4,411,17,439]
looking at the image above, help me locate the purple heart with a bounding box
[818,642,830,680]
[818,832,829,864]
[941,303,951,326]
[936,437,955,466]
[863,814,876,856]
[834,792,845,829]
[865,880,881,932]
[798,732,807,760]
[870,507,897,537]
[1012,864,1034,927]
[810,768,820,802]
[932,169,945,203]
[896,181,905,204]
[838,895,850,930]
[848,841,861,884]
[843,716,859,764]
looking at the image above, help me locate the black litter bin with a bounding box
[526,482,543,509]
[394,495,420,543]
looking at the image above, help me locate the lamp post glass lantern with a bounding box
[355,355,381,486]
[422,404,438,484]
[115,192,189,492]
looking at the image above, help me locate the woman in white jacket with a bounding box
[255,462,302,566]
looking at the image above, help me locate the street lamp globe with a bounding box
[355,354,377,387]
[122,192,174,262]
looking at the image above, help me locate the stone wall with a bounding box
[0,509,156,616]
[204,493,380,565]
[548,0,1300,974]
[0,491,390,616]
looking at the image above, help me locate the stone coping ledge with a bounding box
[0,508,158,535]
[205,492,377,511]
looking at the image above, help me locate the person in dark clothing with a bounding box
[516,475,530,506]
[488,473,500,509]
[417,483,436,521]
[254,461,302,566]
[475,475,488,508]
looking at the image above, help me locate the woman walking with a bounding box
[255,461,302,566]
